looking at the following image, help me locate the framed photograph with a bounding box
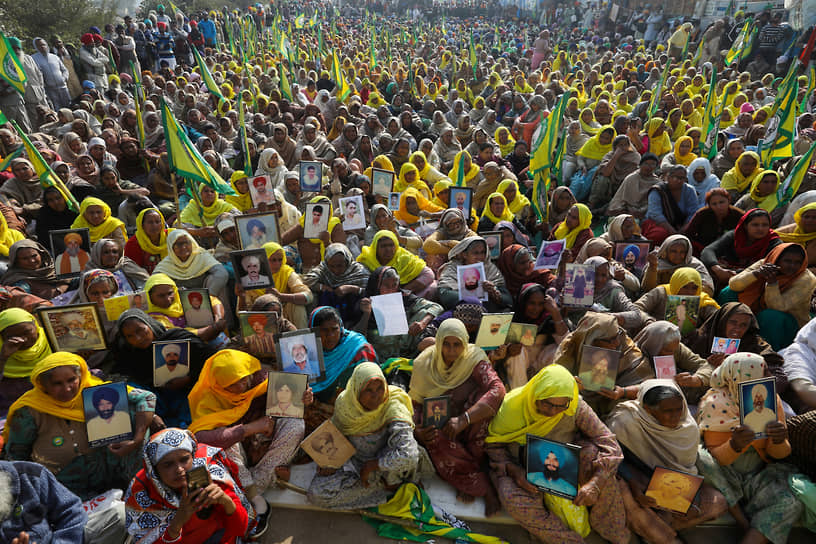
[248,174,277,207]
[449,186,472,215]
[38,304,107,353]
[475,312,514,349]
[371,168,395,197]
[615,242,650,275]
[82,382,133,448]
[235,212,280,250]
[339,195,366,230]
[482,231,502,260]
[179,288,214,328]
[231,249,273,290]
[711,336,740,354]
[275,328,326,383]
[299,160,323,192]
[266,371,308,418]
[388,192,401,211]
[103,291,147,322]
[506,323,538,346]
[535,240,566,271]
[646,467,704,515]
[665,295,700,335]
[654,355,676,379]
[152,340,190,387]
[526,435,581,499]
[49,228,91,278]
[370,292,409,336]
[457,262,487,301]
[423,395,451,429]
[238,311,279,358]
[739,376,777,438]
[562,263,594,307]
[303,201,331,239]
[300,419,356,468]
[578,345,619,392]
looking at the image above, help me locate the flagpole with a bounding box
[171,172,181,227]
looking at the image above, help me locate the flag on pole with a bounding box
[455,152,466,187]
[192,46,224,101]
[159,99,235,195]
[370,28,378,68]
[531,168,551,222]
[530,89,572,174]
[0,32,26,95]
[776,140,816,207]
[294,13,306,29]
[692,37,704,66]
[0,146,23,172]
[725,19,751,66]
[237,96,252,177]
[647,63,670,121]
[10,121,79,212]
[759,79,798,166]
[331,50,352,102]
[278,61,292,101]
[801,62,815,114]
[469,31,478,78]
[700,67,719,157]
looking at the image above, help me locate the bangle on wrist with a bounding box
[464,411,471,426]
[162,527,182,543]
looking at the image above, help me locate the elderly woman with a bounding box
[409,318,505,514]
[4,352,155,500]
[307,362,426,510]
[778,202,816,269]
[696,353,802,544]
[302,243,371,321]
[357,231,436,299]
[641,165,701,245]
[188,350,308,525]
[85,238,149,293]
[0,239,70,299]
[112,309,214,427]
[423,208,478,271]
[144,273,228,345]
[364,204,423,253]
[438,236,512,312]
[497,244,555,300]
[0,308,52,418]
[124,428,257,544]
[606,381,728,543]
[354,266,443,361]
[124,208,171,274]
[568,256,643,334]
[641,234,714,294]
[178,184,239,232]
[486,365,630,544]
[154,230,229,316]
[70,196,127,247]
[551,312,654,417]
[636,267,720,332]
[0,158,44,220]
[549,203,593,258]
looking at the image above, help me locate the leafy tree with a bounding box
[0,0,120,44]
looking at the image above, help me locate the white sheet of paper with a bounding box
[371,292,409,336]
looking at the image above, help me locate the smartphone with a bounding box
[186,465,211,494]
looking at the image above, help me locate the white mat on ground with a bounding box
[263,462,517,525]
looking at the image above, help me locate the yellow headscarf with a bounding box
[393,187,444,224]
[495,127,516,156]
[779,202,816,244]
[263,241,294,293]
[579,108,600,135]
[298,196,341,259]
[0,308,52,379]
[576,126,614,161]
[721,151,762,193]
[661,267,719,309]
[71,197,127,243]
[187,349,269,433]
[332,362,414,436]
[486,365,580,445]
[431,178,453,207]
[134,208,171,260]
[357,230,426,283]
[497,179,531,215]
[3,352,104,443]
[410,150,431,178]
[552,203,592,249]
[447,150,480,186]
[145,273,184,319]
[409,319,487,402]
[363,154,395,180]
[179,184,239,226]
[673,136,697,166]
[0,212,24,257]
[481,192,515,224]
[645,118,672,157]
[748,170,781,212]
[394,163,430,198]
[225,171,253,211]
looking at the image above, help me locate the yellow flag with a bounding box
[0,32,26,95]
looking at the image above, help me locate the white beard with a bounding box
[0,470,15,523]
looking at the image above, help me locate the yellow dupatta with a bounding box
[333,362,414,436]
[145,273,184,318]
[357,230,426,283]
[134,208,171,260]
[486,365,580,445]
[721,151,762,193]
[481,193,515,223]
[179,184,238,226]
[748,170,781,212]
[673,136,698,166]
[263,241,294,292]
[187,349,268,433]
[410,151,431,179]
[552,203,592,249]
[576,126,614,161]
[394,163,430,199]
[661,267,719,310]
[393,187,443,224]
[497,179,531,215]
[495,127,516,156]
[225,171,253,211]
[71,197,126,243]
[447,150,480,185]
[645,118,672,157]
[0,212,24,257]
[0,308,52,378]
[779,202,816,244]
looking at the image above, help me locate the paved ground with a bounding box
[262,509,816,544]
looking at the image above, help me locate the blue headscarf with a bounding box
[309,306,372,393]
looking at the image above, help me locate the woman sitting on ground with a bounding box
[423,208,478,271]
[681,188,744,256]
[144,273,228,346]
[438,236,512,312]
[124,208,172,274]
[0,308,53,418]
[85,238,150,293]
[641,234,714,294]
[301,243,371,324]
[357,231,437,299]
[0,240,70,300]
[635,267,720,333]
[71,197,127,247]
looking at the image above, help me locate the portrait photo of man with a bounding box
[85,385,131,444]
[55,232,90,275]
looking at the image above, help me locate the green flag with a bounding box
[725,19,751,66]
[469,31,478,78]
[0,32,26,95]
[776,140,816,208]
[192,46,224,101]
[700,67,719,158]
[647,63,670,122]
[759,79,798,166]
